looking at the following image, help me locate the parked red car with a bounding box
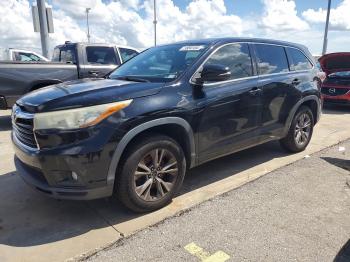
[319,53,350,105]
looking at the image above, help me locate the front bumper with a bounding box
[12,130,116,200]
[322,86,350,106]
[15,156,113,200]
[322,94,350,106]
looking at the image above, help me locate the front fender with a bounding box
[106,117,196,185]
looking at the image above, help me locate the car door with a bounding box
[80,46,120,78]
[196,43,263,164]
[253,43,300,141]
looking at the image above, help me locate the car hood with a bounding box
[17,78,164,113]
[319,52,350,76]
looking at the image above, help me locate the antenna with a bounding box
[153,0,157,46]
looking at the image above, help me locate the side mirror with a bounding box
[195,64,231,84]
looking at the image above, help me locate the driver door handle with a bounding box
[89,70,100,77]
[249,87,262,96]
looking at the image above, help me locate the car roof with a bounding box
[55,42,139,51]
[161,37,308,51]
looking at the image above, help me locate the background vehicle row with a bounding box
[0,42,139,109]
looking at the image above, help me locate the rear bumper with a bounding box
[15,156,114,200]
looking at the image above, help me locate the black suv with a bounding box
[12,38,322,212]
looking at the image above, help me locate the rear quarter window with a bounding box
[51,46,76,64]
[254,44,289,75]
[52,48,60,62]
[287,48,313,71]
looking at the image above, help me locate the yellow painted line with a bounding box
[184,242,230,262]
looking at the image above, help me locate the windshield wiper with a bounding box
[112,75,150,83]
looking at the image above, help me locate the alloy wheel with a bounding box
[133,148,179,202]
[294,113,312,146]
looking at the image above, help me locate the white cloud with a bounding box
[0,0,349,58]
[259,0,309,31]
[302,0,350,31]
[52,0,243,47]
[0,0,39,50]
[144,0,243,44]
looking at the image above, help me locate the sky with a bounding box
[1,0,350,57]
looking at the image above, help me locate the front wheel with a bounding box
[280,106,314,153]
[116,135,186,212]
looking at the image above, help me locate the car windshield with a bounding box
[109,43,208,83]
[329,71,350,78]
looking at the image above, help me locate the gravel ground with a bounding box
[86,140,350,262]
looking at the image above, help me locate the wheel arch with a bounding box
[106,117,196,185]
[283,95,321,136]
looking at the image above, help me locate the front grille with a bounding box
[321,87,350,96]
[325,78,350,86]
[12,107,37,149]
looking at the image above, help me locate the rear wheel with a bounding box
[280,106,314,153]
[116,135,186,212]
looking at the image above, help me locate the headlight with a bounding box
[33,100,132,130]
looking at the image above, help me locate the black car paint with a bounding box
[12,38,322,200]
[16,78,164,113]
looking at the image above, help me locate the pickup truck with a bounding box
[0,42,139,109]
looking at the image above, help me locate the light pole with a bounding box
[153,0,157,46]
[322,0,331,55]
[86,8,91,43]
[37,0,50,58]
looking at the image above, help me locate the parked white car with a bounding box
[0,48,49,62]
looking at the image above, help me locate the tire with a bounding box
[115,134,186,212]
[280,106,314,153]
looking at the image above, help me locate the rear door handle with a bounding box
[292,79,301,85]
[249,87,262,96]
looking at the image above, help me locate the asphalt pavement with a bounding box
[86,139,350,262]
[1,106,350,262]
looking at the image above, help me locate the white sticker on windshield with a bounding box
[166,74,177,78]
[179,45,205,51]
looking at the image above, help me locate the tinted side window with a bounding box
[255,44,289,75]
[86,46,117,65]
[288,48,313,71]
[119,48,139,63]
[60,49,76,64]
[51,46,76,64]
[52,48,60,62]
[204,43,253,81]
